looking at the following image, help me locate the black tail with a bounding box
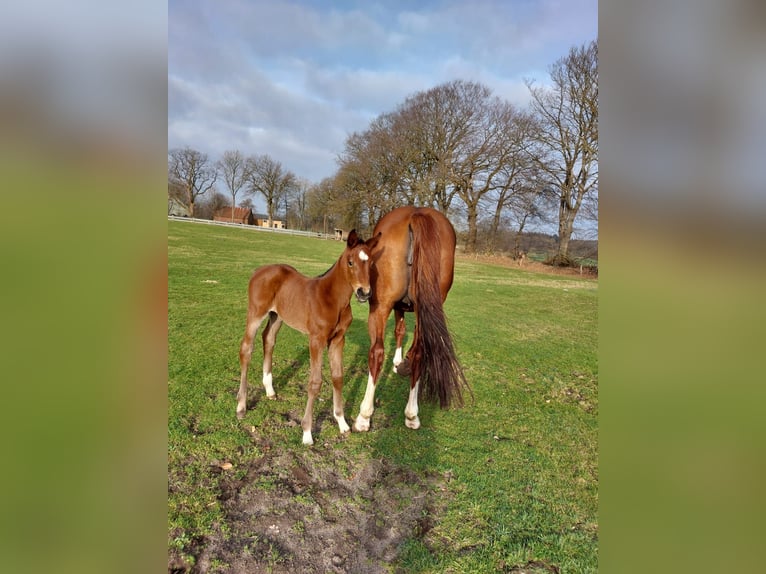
[408,213,470,408]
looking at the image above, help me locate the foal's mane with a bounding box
[315,261,337,279]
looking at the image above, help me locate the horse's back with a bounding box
[372,207,456,303]
[248,264,305,311]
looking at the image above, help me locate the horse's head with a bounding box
[344,229,381,303]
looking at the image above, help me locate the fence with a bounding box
[168,216,336,240]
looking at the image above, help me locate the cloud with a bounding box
[168,0,598,182]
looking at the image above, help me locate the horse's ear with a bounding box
[365,231,382,251]
[346,229,359,248]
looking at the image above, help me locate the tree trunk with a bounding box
[513,213,529,259]
[554,201,575,265]
[465,202,479,253]
[489,202,503,252]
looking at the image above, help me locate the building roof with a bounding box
[214,206,252,219]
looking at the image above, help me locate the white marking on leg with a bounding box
[392,347,403,371]
[353,373,376,432]
[332,387,351,434]
[262,371,275,397]
[336,416,350,434]
[404,380,421,429]
[302,430,314,445]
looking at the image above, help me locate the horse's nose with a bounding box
[356,287,371,302]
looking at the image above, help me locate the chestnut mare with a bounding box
[353,206,470,432]
[237,230,380,445]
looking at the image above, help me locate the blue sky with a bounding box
[169,0,597,188]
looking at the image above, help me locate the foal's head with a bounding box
[343,229,381,303]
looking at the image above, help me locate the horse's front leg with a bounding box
[328,331,350,436]
[353,301,391,432]
[301,337,325,445]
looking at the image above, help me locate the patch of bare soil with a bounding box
[170,446,442,574]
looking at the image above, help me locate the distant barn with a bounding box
[214,207,256,225]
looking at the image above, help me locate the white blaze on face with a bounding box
[358,250,369,261]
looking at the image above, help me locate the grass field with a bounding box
[168,220,598,573]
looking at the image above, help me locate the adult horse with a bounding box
[353,206,469,432]
[237,230,380,445]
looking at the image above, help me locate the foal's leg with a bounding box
[328,333,351,435]
[261,312,283,398]
[237,310,267,419]
[392,307,406,373]
[353,301,392,432]
[300,336,325,445]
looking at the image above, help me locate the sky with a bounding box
[169,0,598,194]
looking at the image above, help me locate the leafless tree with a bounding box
[168,147,218,217]
[244,154,297,227]
[217,150,247,221]
[338,80,534,252]
[305,177,343,235]
[446,87,527,252]
[485,112,541,250]
[285,178,312,230]
[526,39,598,265]
[195,192,229,220]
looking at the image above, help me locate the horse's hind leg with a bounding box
[237,310,267,419]
[392,307,407,373]
[403,321,423,429]
[404,379,421,429]
[261,312,283,398]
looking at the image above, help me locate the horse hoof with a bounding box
[395,359,411,377]
[236,409,246,420]
[353,416,370,432]
[302,431,314,445]
[405,416,420,430]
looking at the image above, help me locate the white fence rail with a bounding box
[168,215,336,240]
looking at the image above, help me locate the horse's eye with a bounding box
[348,259,354,267]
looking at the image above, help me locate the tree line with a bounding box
[169,40,597,265]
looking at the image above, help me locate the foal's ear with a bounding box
[346,229,359,248]
[365,231,382,251]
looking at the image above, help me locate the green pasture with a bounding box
[168,220,598,572]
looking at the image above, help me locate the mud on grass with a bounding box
[168,440,445,574]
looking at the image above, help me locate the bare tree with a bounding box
[218,150,247,221]
[244,154,297,227]
[168,147,218,217]
[448,89,525,252]
[526,39,598,265]
[306,177,342,235]
[284,178,311,230]
[195,192,229,220]
[485,112,540,250]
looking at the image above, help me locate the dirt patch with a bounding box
[170,446,442,573]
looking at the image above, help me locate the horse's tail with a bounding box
[408,212,469,409]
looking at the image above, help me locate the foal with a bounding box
[237,230,380,445]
